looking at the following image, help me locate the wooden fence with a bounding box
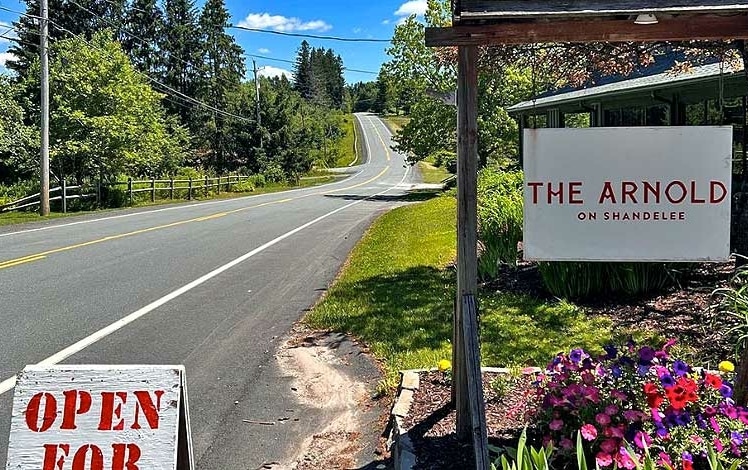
[0,175,253,214]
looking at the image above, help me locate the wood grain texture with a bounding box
[456,0,748,19]
[426,15,748,46]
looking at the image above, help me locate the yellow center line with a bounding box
[0,256,47,270]
[0,165,394,271]
[369,121,391,162]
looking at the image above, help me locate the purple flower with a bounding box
[660,374,675,388]
[731,431,744,446]
[637,364,650,376]
[673,360,689,377]
[611,364,622,378]
[570,349,584,363]
[639,346,655,363]
[682,452,693,463]
[656,425,668,437]
[603,344,618,359]
[721,383,734,398]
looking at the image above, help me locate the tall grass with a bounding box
[477,168,524,280]
[538,262,675,299]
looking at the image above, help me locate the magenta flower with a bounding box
[596,452,613,467]
[549,419,564,431]
[581,424,598,441]
[595,413,611,426]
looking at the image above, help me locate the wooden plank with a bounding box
[455,45,480,444]
[457,0,748,20]
[462,294,489,470]
[426,15,748,46]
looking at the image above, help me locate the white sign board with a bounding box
[6,365,194,470]
[523,127,732,261]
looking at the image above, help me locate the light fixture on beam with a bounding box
[634,13,659,25]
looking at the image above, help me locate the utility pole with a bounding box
[39,0,50,216]
[252,60,262,149]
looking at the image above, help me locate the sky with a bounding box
[0,0,428,83]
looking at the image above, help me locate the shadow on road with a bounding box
[323,189,442,203]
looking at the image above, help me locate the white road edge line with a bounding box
[0,169,365,239]
[355,113,373,165]
[0,164,410,397]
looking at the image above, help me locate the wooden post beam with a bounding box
[454,46,484,467]
[426,15,748,46]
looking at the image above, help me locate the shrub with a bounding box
[477,168,524,280]
[0,180,38,207]
[535,342,747,470]
[538,262,675,299]
[431,150,457,173]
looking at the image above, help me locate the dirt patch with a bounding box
[275,327,388,469]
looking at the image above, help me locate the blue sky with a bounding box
[0,0,428,83]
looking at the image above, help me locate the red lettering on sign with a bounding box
[598,182,616,204]
[621,182,638,204]
[690,181,706,203]
[527,182,543,204]
[547,182,563,204]
[569,182,583,204]
[98,392,128,431]
[111,443,141,470]
[42,444,70,470]
[131,390,164,430]
[61,390,92,430]
[643,181,660,204]
[72,444,104,470]
[665,181,687,204]
[26,392,57,432]
[711,181,728,203]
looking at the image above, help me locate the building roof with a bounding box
[454,1,748,22]
[507,62,743,113]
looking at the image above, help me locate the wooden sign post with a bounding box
[5,365,194,470]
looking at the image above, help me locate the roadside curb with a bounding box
[388,367,542,470]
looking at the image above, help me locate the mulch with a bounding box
[401,261,740,469]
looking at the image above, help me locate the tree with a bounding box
[122,0,164,75]
[22,31,188,182]
[293,40,314,100]
[0,77,38,183]
[161,0,203,127]
[197,0,245,173]
[8,0,127,81]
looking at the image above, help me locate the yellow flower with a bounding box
[438,359,452,372]
[719,361,735,373]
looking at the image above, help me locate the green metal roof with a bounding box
[508,63,744,114]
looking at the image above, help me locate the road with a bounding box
[0,113,415,468]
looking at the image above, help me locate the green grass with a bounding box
[381,115,411,134]
[306,194,628,390]
[0,211,75,227]
[417,161,453,184]
[334,114,359,167]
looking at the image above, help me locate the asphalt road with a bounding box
[0,113,416,468]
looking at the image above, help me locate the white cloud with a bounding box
[381,19,391,25]
[352,27,362,34]
[258,66,292,79]
[395,0,427,17]
[0,52,14,67]
[238,13,331,32]
[257,48,271,54]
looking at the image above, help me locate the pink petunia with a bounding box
[581,424,598,441]
[596,413,612,426]
[617,448,637,470]
[605,404,619,416]
[549,419,564,431]
[600,438,619,454]
[596,452,613,467]
[560,438,574,449]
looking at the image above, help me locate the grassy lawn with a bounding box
[417,161,453,184]
[0,175,344,228]
[333,114,359,167]
[381,115,411,134]
[306,193,621,390]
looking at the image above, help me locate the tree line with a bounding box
[0,0,350,194]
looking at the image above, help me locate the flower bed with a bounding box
[535,342,745,469]
[400,342,746,469]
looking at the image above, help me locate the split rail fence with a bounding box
[0,175,253,214]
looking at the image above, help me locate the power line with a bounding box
[246,54,379,76]
[230,25,390,43]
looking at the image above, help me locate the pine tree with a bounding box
[293,40,313,100]
[197,0,245,172]
[161,0,203,126]
[122,0,164,74]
